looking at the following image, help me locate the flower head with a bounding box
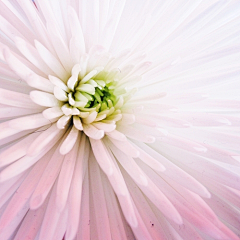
[0,1,240,240]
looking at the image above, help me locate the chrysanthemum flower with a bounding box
[0,0,240,239]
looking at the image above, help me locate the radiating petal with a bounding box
[0,1,240,240]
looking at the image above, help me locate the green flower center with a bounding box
[51,64,126,136]
[71,70,118,112]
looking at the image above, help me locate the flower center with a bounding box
[49,64,125,139]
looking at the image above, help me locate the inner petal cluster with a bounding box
[44,63,125,139]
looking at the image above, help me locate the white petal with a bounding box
[14,36,54,75]
[8,113,51,130]
[0,106,40,119]
[107,137,140,158]
[27,124,64,156]
[35,40,69,80]
[132,141,166,173]
[88,155,112,239]
[106,130,127,141]
[117,125,156,143]
[73,116,83,130]
[56,141,79,211]
[68,7,85,59]
[0,88,42,109]
[92,122,116,132]
[53,86,68,101]
[65,134,89,240]
[42,107,64,119]
[120,113,135,125]
[82,111,98,124]
[61,104,73,116]
[0,152,51,239]
[3,48,33,81]
[0,132,40,168]
[30,90,60,107]
[81,68,102,84]
[90,139,113,176]
[60,126,79,155]
[26,73,54,93]
[57,115,72,129]
[67,74,79,91]
[76,84,95,95]
[83,124,104,139]
[49,75,69,92]
[38,184,65,240]
[109,143,147,187]
[46,22,73,72]
[30,145,65,210]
